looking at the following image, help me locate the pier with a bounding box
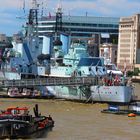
[0,77,99,88]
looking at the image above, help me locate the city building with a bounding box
[38,15,119,42]
[99,43,118,65]
[0,34,8,42]
[117,14,140,71]
[87,34,99,57]
[0,34,12,63]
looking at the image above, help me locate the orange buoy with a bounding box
[128,113,136,117]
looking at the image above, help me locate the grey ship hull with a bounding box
[90,86,133,103]
[47,86,88,101]
[1,71,133,104]
[47,85,133,104]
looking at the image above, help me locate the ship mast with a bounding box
[28,0,38,35]
[32,0,38,9]
[24,0,40,63]
[55,0,63,39]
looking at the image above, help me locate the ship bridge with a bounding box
[0,77,99,88]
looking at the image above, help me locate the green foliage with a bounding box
[127,67,140,77]
[127,71,133,77]
[133,68,139,76]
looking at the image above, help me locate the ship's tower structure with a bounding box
[10,0,42,76]
[27,0,38,38]
[23,0,40,64]
[52,1,64,65]
[55,2,63,39]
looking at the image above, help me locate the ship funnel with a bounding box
[60,33,70,55]
[42,36,52,55]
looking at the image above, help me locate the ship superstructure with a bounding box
[51,39,106,77]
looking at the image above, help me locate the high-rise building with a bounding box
[117,14,140,71]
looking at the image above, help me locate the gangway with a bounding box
[0,77,99,88]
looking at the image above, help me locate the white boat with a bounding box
[7,88,21,97]
[7,88,31,97]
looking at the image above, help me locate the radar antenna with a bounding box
[41,1,44,17]
[55,0,63,39]
[28,0,39,34]
[32,0,38,9]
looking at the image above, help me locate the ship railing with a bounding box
[0,77,99,88]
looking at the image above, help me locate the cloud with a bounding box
[45,0,96,14]
[0,0,140,16]
[0,0,32,9]
[1,0,140,35]
[49,0,140,16]
[94,0,140,16]
[0,0,21,9]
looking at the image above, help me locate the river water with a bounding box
[1,83,140,140]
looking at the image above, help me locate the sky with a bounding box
[0,0,140,36]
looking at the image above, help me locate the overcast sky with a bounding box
[0,0,140,36]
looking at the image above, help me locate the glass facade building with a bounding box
[38,16,119,40]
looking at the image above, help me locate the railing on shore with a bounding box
[0,77,99,88]
[131,76,140,83]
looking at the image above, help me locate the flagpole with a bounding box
[23,0,25,13]
[124,57,126,77]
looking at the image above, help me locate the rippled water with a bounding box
[0,97,139,140]
[1,83,140,140]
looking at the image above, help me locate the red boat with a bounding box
[0,104,54,139]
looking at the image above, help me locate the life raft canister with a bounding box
[128,113,136,117]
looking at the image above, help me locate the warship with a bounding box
[0,0,134,104]
[46,38,133,104]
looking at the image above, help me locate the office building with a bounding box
[38,15,119,42]
[117,14,140,71]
